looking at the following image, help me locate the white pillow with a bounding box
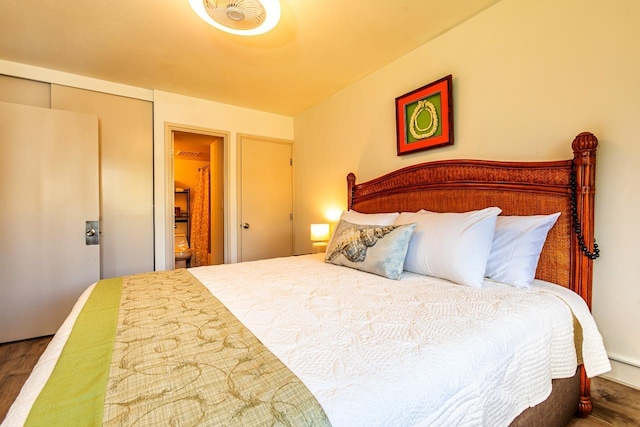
[328,210,400,248]
[485,213,561,288]
[395,207,502,287]
[339,210,400,225]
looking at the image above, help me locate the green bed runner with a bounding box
[26,270,330,426]
[26,277,122,426]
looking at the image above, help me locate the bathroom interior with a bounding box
[173,131,224,269]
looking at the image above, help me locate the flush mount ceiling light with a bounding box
[188,0,281,36]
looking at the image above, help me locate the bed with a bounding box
[3,132,609,427]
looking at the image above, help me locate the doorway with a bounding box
[168,126,227,269]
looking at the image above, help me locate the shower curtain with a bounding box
[190,165,210,267]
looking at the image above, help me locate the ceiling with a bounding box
[0,0,500,116]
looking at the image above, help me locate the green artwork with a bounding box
[405,92,442,143]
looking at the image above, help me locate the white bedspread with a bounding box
[4,254,610,427]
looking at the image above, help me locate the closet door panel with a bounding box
[0,101,99,342]
[0,75,50,108]
[51,85,154,278]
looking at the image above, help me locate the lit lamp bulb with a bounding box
[310,223,330,253]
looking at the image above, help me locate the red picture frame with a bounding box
[396,75,453,155]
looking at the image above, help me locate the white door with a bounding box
[0,102,100,343]
[239,135,293,262]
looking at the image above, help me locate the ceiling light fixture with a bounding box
[188,0,281,36]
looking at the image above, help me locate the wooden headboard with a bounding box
[347,131,599,415]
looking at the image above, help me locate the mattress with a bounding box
[4,254,610,426]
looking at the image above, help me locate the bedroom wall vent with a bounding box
[188,0,281,36]
[176,150,202,159]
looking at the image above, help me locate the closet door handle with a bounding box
[241,223,251,229]
[85,220,100,245]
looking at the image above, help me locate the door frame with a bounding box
[163,123,230,268]
[237,133,294,262]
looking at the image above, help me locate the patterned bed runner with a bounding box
[26,277,122,426]
[27,269,330,426]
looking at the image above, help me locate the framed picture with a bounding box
[395,74,453,155]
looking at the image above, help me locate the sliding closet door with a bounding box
[0,102,99,342]
[51,85,154,278]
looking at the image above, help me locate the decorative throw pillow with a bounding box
[395,207,502,287]
[325,220,416,280]
[327,210,400,249]
[485,213,561,288]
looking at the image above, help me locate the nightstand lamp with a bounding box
[310,223,330,253]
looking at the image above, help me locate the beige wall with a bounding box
[153,91,294,268]
[0,66,295,270]
[293,0,640,388]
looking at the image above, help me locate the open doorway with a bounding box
[169,126,227,269]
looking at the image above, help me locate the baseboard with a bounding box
[600,357,640,391]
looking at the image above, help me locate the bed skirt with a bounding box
[511,369,580,426]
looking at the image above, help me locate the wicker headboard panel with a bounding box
[347,132,598,307]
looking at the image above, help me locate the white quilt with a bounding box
[4,254,610,427]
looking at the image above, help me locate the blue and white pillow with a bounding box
[326,210,400,250]
[325,220,416,280]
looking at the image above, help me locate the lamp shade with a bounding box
[310,223,330,241]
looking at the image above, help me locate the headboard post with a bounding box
[347,173,356,210]
[571,132,599,310]
[571,132,599,418]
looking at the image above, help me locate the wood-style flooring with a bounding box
[569,376,640,426]
[1,335,639,425]
[0,335,53,422]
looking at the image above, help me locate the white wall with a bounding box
[0,63,295,270]
[293,0,640,388]
[153,91,294,268]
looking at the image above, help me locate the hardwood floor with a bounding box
[0,335,52,422]
[1,336,639,425]
[569,376,640,426]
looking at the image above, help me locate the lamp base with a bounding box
[312,242,328,254]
